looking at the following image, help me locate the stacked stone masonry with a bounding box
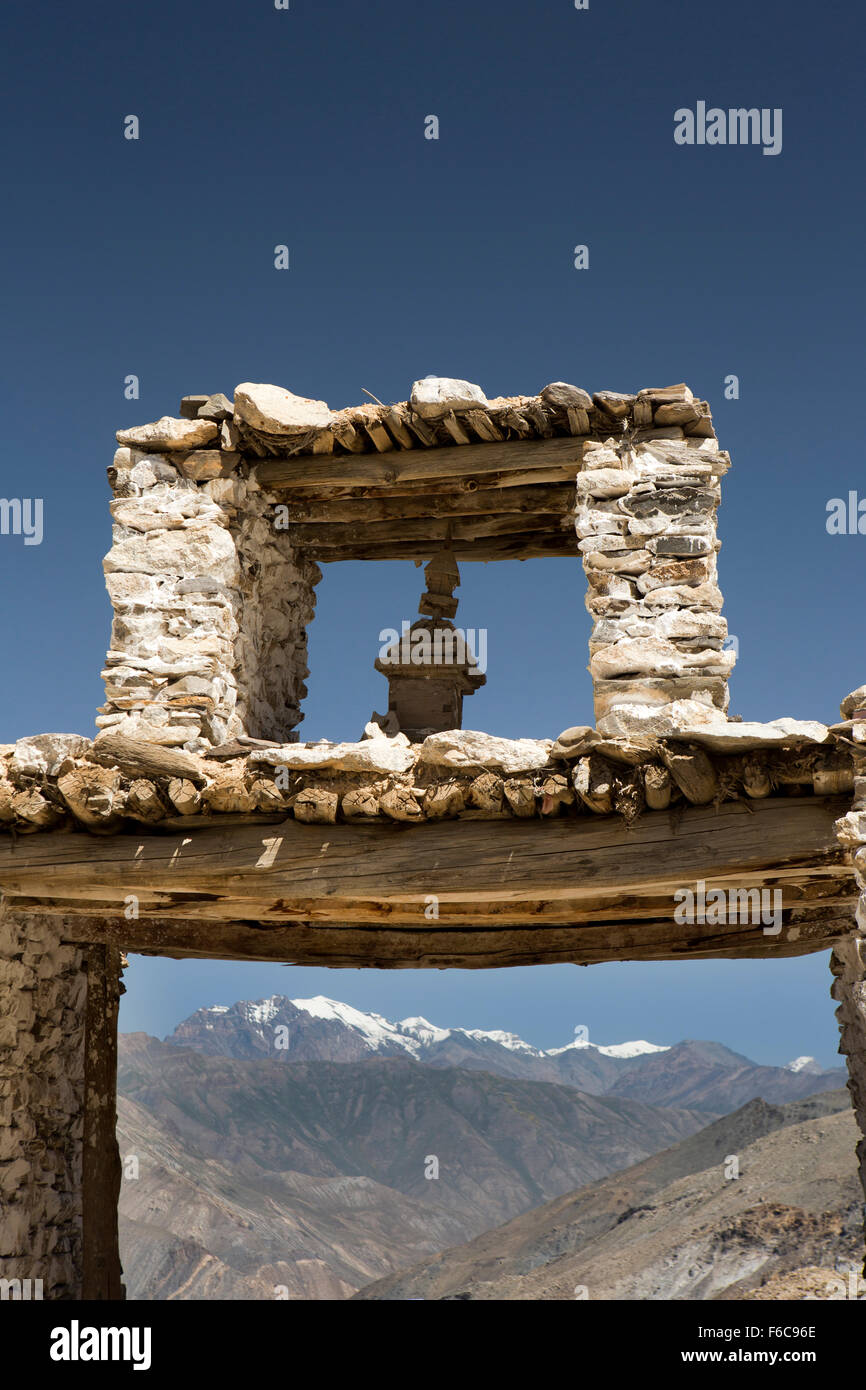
[100,377,722,752]
[832,681,866,1263]
[0,716,856,836]
[0,910,86,1299]
[575,387,734,722]
[3,374,866,1300]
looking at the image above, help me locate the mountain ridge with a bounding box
[163,994,846,1113]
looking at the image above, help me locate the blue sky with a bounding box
[2,0,863,1065]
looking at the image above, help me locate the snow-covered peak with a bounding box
[461,1028,542,1057]
[595,1040,671,1059]
[784,1055,820,1074]
[291,996,418,1053]
[398,1016,452,1046]
[197,995,670,1066]
[240,997,283,1026]
[546,1038,670,1059]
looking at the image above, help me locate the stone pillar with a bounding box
[578,419,735,725]
[829,935,866,1276]
[0,910,86,1299]
[832,684,866,1274]
[0,910,124,1300]
[100,429,319,751]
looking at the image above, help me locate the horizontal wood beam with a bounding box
[309,535,577,562]
[256,435,586,492]
[287,513,573,550]
[12,903,857,968]
[277,466,585,502]
[284,484,576,523]
[0,798,853,965]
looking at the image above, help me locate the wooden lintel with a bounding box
[283,484,576,524]
[256,435,586,492]
[310,535,577,562]
[0,797,853,965]
[285,513,572,550]
[81,943,124,1300]
[13,904,857,968]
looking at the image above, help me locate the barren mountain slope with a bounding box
[355,1093,859,1300]
[118,1032,711,1298]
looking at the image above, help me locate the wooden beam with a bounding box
[273,467,583,502]
[256,435,586,492]
[283,484,576,524]
[11,877,854,928]
[310,534,577,561]
[287,512,573,550]
[0,798,852,964]
[20,902,857,968]
[88,736,209,787]
[81,943,124,1300]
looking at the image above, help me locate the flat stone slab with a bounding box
[250,732,415,774]
[597,699,830,751]
[418,730,553,773]
[233,382,333,435]
[116,417,219,451]
[409,376,488,419]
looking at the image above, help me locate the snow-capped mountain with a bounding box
[165,996,846,1110]
[784,1056,824,1075]
[171,993,666,1068]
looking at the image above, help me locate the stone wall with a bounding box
[0,909,86,1299]
[830,933,866,1275]
[832,683,866,1268]
[101,378,729,752]
[576,405,735,723]
[101,417,319,752]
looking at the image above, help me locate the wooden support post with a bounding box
[82,943,124,1300]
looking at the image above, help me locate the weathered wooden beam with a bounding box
[256,435,586,492]
[11,876,853,928]
[81,943,124,1301]
[0,799,852,965]
[310,534,577,561]
[17,901,857,968]
[273,466,583,502]
[287,512,573,550]
[282,484,576,524]
[88,735,209,787]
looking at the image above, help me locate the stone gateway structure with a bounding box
[1,375,864,1300]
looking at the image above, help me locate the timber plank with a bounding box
[0,799,849,955]
[283,484,576,523]
[288,512,573,549]
[256,435,586,491]
[21,902,855,966]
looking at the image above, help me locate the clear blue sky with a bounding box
[1,0,863,1066]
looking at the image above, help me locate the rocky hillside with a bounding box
[117,1032,710,1299]
[355,1091,860,1301]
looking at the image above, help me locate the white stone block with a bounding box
[234,382,332,435]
